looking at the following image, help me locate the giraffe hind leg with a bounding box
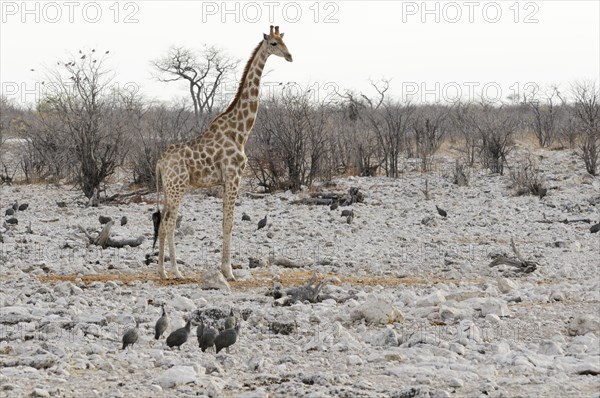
[157,212,167,279]
[161,203,183,279]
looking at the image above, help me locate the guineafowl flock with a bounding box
[122,305,241,354]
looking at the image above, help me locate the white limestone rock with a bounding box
[352,296,404,325]
[416,290,446,307]
[567,314,600,336]
[480,298,510,317]
[496,277,518,294]
[200,270,231,291]
[158,365,197,389]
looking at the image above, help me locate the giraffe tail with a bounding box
[152,163,162,250]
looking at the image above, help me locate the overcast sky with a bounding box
[1,0,598,106]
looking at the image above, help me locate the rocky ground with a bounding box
[0,146,599,397]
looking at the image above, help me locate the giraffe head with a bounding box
[263,25,293,62]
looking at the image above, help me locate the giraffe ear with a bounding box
[263,33,269,41]
[280,32,284,38]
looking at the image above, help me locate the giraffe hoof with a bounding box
[225,274,236,282]
[174,272,184,279]
[159,271,168,279]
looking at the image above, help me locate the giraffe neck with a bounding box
[222,41,269,144]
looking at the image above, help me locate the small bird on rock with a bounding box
[120,216,127,226]
[257,214,268,230]
[436,205,447,218]
[99,215,112,225]
[341,209,353,217]
[224,309,237,330]
[198,323,218,352]
[241,213,251,222]
[590,223,600,234]
[12,202,18,211]
[330,201,339,211]
[166,319,191,350]
[154,304,169,340]
[6,218,18,225]
[214,324,240,354]
[5,208,14,216]
[18,203,28,211]
[122,319,140,350]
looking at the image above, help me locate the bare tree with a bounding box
[335,90,381,176]
[458,100,518,175]
[24,50,135,198]
[476,102,518,175]
[248,87,330,191]
[345,80,414,177]
[152,45,238,125]
[526,86,562,147]
[129,101,196,187]
[572,82,600,175]
[451,101,479,166]
[411,104,450,171]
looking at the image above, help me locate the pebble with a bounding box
[32,388,50,397]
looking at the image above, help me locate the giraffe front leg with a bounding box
[164,205,184,279]
[168,231,183,279]
[221,176,240,281]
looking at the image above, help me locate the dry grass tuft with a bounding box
[36,270,483,290]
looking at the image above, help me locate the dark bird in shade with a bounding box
[241,213,251,222]
[105,50,110,54]
[436,205,447,218]
[122,320,140,349]
[590,223,600,234]
[5,208,14,216]
[214,324,240,354]
[257,214,268,230]
[166,319,191,350]
[120,216,127,226]
[154,304,169,340]
[152,210,161,250]
[99,215,112,225]
[330,201,339,211]
[18,203,28,211]
[12,202,18,211]
[341,209,353,217]
[198,323,218,352]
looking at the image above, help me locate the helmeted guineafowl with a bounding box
[214,324,240,354]
[122,320,140,350]
[166,319,191,350]
[154,304,169,340]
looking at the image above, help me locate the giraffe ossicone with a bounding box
[154,25,293,281]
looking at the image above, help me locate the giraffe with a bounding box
[154,25,293,281]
